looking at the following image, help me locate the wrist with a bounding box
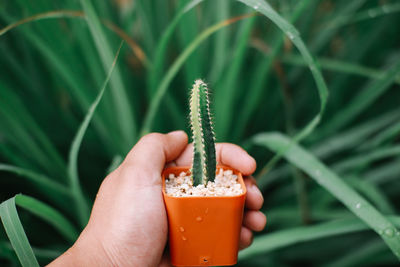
[47,229,113,266]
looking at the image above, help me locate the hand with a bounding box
[49,131,266,266]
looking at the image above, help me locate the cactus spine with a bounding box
[189,80,216,186]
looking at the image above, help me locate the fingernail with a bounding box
[250,184,263,199]
[168,130,185,137]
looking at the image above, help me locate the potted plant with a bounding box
[162,80,246,266]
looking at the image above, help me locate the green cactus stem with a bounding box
[189,79,216,186]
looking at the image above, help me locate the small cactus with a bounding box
[189,79,216,186]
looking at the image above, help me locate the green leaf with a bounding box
[319,60,400,136]
[273,53,400,85]
[256,109,400,191]
[145,0,204,130]
[237,0,329,169]
[239,216,400,260]
[252,132,400,259]
[0,10,83,36]
[0,84,67,179]
[333,145,400,174]
[312,109,400,159]
[328,3,400,29]
[80,0,137,146]
[0,197,39,267]
[68,42,124,227]
[0,164,70,198]
[15,195,78,243]
[365,158,400,185]
[310,0,367,52]
[1,241,63,262]
[209,0,230,83]
[214,17,255,140]
[233,0,314,141]
[346,176,395,215]
[0,164,73,213]
[140,13,255,136]
[0,10,112,154]
[148,0,203,93]
[324,240,387,267]
[0,241,18,263]
[358,120,400,151]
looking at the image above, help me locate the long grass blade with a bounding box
[347,176,395,215]
[318,60,400,137]
[214,17,256,140]
[328,3,400,29]
[176,0,203,86]
[238,0,329,170]
[80,0,137,146]
[0,11,111,153]
[233,0,314,141]
[0,10,82,36]
[0,85,66,179]
[256,109,400,190]
[365,158,400,185]
[0,164,70,198]
[148,0,203,96]
[140,13,255,136]
[358,121,400,152]
[0,241,18,263]
[209,0,230,83]
[333,145,400,174]
[68,42,124,227]
[311,109,400,159]
[0,197,39,267]
[0,242,62,263]
[0,10,148,67]
[310,0,367,52]
[239,216,400,260]
[15,195,78,243]
[324,240,387,267]
[252,49,400,85]
[252,132,400,259]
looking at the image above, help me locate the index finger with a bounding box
[172,143,257,176]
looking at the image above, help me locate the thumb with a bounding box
[119,131,188,186]
[76,132,188,266]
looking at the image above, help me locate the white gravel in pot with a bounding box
[165,168,243,197]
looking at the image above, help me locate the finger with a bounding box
[244,177,264,210]
[243,210,267,232]
[175,143,256,175]
[165,161,178,168]
[99,131,188,191]
[159,251,173,267]
[239,226,253,250]
[123,131,188,172]
[159,258,173,267]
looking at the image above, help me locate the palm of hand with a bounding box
[49,131,265,267]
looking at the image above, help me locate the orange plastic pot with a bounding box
[162,165,246,266]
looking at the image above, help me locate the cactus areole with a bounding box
[189,80,217,186]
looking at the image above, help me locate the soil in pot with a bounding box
[165,168,243,197]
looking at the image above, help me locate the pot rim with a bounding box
[162,165,247,199]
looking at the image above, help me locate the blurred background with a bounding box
[1,0,400,266]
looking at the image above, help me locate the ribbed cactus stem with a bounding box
[189,80,216,186]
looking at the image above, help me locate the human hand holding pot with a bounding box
[49,131,266,267]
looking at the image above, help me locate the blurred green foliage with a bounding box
[0,0,400,266]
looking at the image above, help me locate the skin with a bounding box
[49,131,266,266]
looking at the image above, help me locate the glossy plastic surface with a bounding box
[162,166,246,266]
